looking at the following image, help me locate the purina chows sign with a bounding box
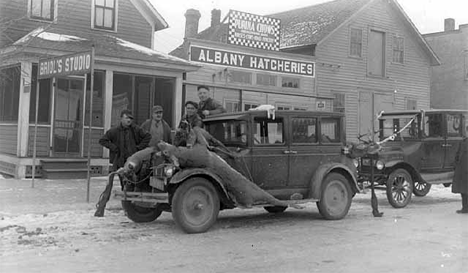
[228,10,281,51]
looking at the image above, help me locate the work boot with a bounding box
[456,194,468,214]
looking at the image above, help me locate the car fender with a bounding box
[170,168,231,200]
[309,163,360,199]
[383,160,423,182]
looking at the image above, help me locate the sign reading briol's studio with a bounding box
[228,10,280,51]
[38,51,92,79]
[190,45,315,77]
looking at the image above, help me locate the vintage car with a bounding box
[356,109,468,208]
[112,109,361,233]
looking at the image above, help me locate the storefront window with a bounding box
[29,64,51,123]
[0,65,21,122]
[112,73,133,126]
[84,71,105,127]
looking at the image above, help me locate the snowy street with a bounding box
[1,177,467,273]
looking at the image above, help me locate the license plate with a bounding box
[150,177,165,191]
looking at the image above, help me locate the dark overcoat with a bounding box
[452,137,468,194]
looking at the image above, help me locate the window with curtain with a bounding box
[350,28,362,57]
[94,0,116,30]
[30,0,55,21]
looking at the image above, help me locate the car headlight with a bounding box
[164,165,175,178]
[375,160,385,170]
[353,159,359,168]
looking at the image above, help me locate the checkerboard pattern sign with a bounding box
[228,10,281,51]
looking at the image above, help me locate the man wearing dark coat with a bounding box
[452,136,468,214]
[197,85,226,119]
[174,101,203,147]
[99,109,151,171]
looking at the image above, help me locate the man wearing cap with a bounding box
[141,105,172,146]
[197,85,226,119]
[99,109,151,173]
[174,101,203,146]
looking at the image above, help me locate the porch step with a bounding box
[40,159,89,179]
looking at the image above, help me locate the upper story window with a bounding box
[229,71,252,84]
[30,0,55,21]
[350,28,362,58]
[256,74,277,86]
[368,30,386,77]
[392,36,405,64]
[94,0,117,31]
[332,92,345,113]
[281,77,300,88]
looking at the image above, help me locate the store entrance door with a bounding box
[52,77,84,156]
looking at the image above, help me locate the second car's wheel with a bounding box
[172,177,220,234]
[316,173,352,220]
[386,168,413,208]
[264,206,287,213]
[121,201,163,223]
[413,180,431,197]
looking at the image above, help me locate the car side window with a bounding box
[320,117,341,143]
[424,114,443,138]
[447,114,462,137]
[292,117,317,144]
[253,117,284,145]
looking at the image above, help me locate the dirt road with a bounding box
[1,181,467,273]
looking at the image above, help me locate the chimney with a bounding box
[444,18,455,32]
[184,9,201,39]
[211,9,221,27]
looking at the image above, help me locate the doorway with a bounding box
[52,77,84,156]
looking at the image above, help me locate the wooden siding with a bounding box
[185,62,322,110]
[315,0,432,140]
[83,128,104,157]
[1,0,152,48]
[0,125,18,155]
[27,126,50,156]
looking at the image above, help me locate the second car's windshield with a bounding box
[379,116,419,141]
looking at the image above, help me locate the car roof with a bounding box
[203,110,345,122]
[379,109,468,117]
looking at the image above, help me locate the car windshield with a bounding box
[204,120,248,146]
[379,115,420,141]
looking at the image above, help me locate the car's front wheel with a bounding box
[413,180,431,197]
[172,177,220,234]
[121,201,163,223]
[317,173,352,220]
[386,168,413,208]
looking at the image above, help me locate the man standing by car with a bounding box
[99,109,151,174]
[197,85,226,119]
[452,135,468,214]
[141,105,172,146]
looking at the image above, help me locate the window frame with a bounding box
[256,73,277,87]
[332,92,345,113]
[392,35,405,64]
[28,0,57,22]
[224,99,240,113]
[228,70,252,84]
[281,76,300,88]
[349,28,363,58]
[91,0,118,32]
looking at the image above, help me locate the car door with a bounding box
[250,115,289,189]
[444,113,464,170]
[421,113,445,172]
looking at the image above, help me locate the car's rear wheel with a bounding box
[121,201,163,223]
[172,177,220,234]
[317,173,352,220]
[413,181,431,197]
[386,168,413,208]
[264,206,287,213]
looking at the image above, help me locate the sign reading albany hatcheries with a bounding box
[190,45,315,77]
[228,10,280,51]
[38,51,92,79]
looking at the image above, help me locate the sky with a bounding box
[150,0,468,54]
